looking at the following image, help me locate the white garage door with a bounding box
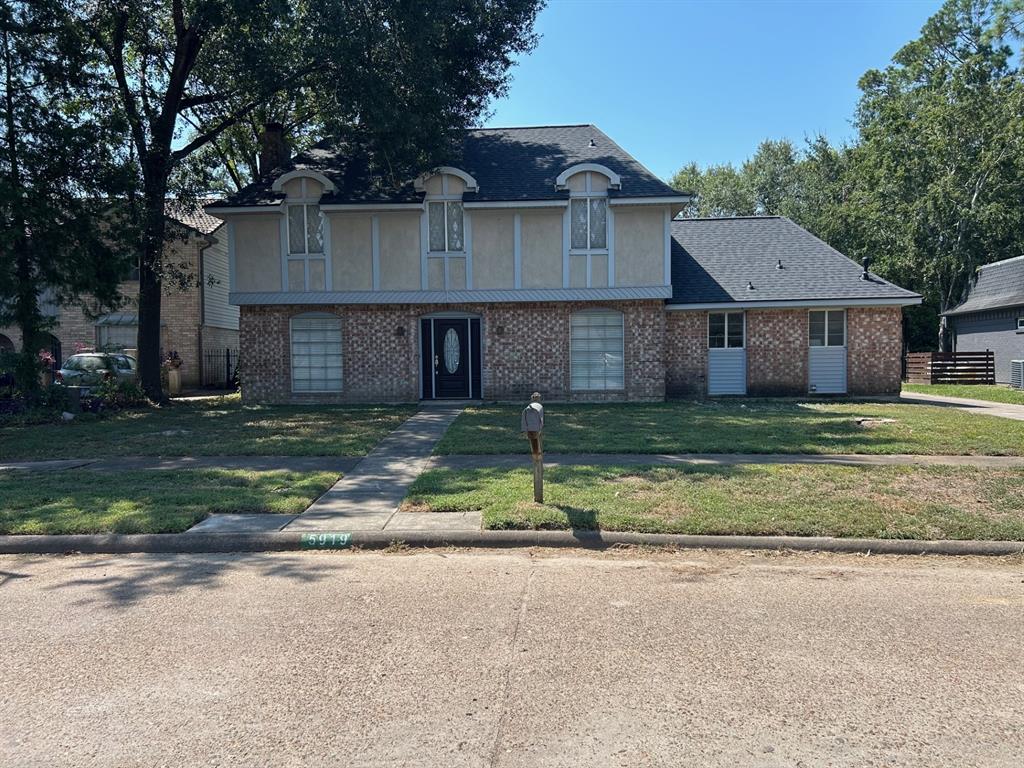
[708,311,747,395]
[808,310,847,394]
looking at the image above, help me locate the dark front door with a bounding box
[432,318,470,398]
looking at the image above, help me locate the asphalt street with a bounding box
[1,548,1021,767]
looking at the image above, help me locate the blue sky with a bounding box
[484,0,944,179]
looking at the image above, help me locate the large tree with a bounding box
[0,1,134,394]
[82,0,541,399]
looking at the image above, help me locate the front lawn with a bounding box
[0,395,417,461]
[0,468,338,534]
[404,464,1024,541]
[903,384,1024,405]
[434,400,1024,456]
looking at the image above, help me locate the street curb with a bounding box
[1,530,1022,557]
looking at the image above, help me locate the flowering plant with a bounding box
[37,349,55,366]
[161,350,182,369]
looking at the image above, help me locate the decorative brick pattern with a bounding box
[746,309,809,396]
[664,310,707,396]
[239,300,666,404]
[847,306,903,395]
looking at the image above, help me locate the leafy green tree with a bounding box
[0,0,135,394]
[670,161,754,217]
[742,139,801,217]
[81,0,542,398]
[852,0,1024,348]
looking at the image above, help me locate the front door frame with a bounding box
[419,312,483,400]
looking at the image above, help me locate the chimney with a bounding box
[259,122,288,177]
[861,256,872,280]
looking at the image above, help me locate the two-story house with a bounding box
[207,124,920,403]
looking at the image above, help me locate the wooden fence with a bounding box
[904,351,995,385]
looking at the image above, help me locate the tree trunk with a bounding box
[137,174,168,400]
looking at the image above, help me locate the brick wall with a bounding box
[847,306,903,395]
[239,300,666,404]
[746,309,809,396]
[664,310,707,397]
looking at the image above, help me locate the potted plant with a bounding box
[38,349,56,387]
[162,350,182,395]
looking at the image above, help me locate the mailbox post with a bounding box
[520,392,545,503]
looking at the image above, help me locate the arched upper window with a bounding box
[414,166,479,194]
[554,163,621,191]
[271,169,336,194]
[277,176,329,292]
[570,309,624,392]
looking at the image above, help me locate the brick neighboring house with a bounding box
[206,124,920,404]
[0,203,239,389]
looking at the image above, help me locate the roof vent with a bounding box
[776,259,784,270]
[588,138,596,148]
[861,256,872,280]
[747,281,755,290]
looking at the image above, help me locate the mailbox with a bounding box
[521,393,544,503]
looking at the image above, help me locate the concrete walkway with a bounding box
[431,451,1024,470]
[900,390,1024,421]
[284,405,471,532]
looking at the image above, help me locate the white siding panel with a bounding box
[708,348,747,395]
[202,233,240,330]
[809,347,847,393]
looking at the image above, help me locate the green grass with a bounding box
[0,394,417,461]
[405,464,1024,541]
[434,400,1024,456]
[0,468,338,534]
[903,384,1024,405]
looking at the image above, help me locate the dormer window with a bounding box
[286,202,326,291]
[428,201,464,253]
[565,168,612,288]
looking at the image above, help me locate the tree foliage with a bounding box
[670,0,1024,351]
[0,0,135,393]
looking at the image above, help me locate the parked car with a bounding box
[56,353,137,393]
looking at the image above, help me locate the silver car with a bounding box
[57,353,137,393]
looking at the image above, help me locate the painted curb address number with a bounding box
[300,533,353,549]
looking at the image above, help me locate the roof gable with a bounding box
[944,256,1024,316]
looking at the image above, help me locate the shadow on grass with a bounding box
[45,553,345,608]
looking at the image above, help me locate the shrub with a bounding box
[93,378,148,409]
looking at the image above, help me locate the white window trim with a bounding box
[272,169,336,193]
[1017,317,1024,332]
[569,308,625,392]
[555,163,621,190]
[809,309,847,348]
[564,171,613,288]
[289,313,343,394]
[414,166,478,193]
[281,178,332,292]
[708,311,745,349]
[422,173,472,290]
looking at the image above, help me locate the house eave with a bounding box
[666,296,922,311]
[230,286,673,306]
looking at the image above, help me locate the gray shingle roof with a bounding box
[670,216,920,305]
[943,256,1024,316]
[209,125,686,208]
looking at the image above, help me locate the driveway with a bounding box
[1,549,1021,767]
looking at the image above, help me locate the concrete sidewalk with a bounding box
[900,390,1024,421]
[430,451,1024,470]
[0,456,360,473]
[284,405,471,532]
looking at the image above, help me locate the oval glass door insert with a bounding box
[443,328,460,373]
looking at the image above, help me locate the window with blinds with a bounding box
[291,315,342,393]
[570,309,624,391]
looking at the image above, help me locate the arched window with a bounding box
[564,169,613,288]
[290,313,342,393]
[570,309,624,391]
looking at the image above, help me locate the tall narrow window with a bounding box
[708,312,744,348]
[428,201,464,252]
[809,310,845,347]
[286,203,326,291]
[570,197,608,250]
[291,314,342,393]
[570,309,624,391]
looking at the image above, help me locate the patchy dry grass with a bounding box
[0,468,338,534]
[0,394,416,461]
[405,463,1024,541]
[434,400,1024,456]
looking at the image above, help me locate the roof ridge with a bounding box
[673,215,783,222]
[471,123,595,131]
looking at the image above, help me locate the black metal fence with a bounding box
[202,347,238,389]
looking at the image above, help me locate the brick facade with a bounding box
[239,300,666,404]
[847,306,903,395]
[663,306,903,398]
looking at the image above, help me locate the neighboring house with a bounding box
[0,203,239,389]
[944,255,1024,384]
[207,124,920,404]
